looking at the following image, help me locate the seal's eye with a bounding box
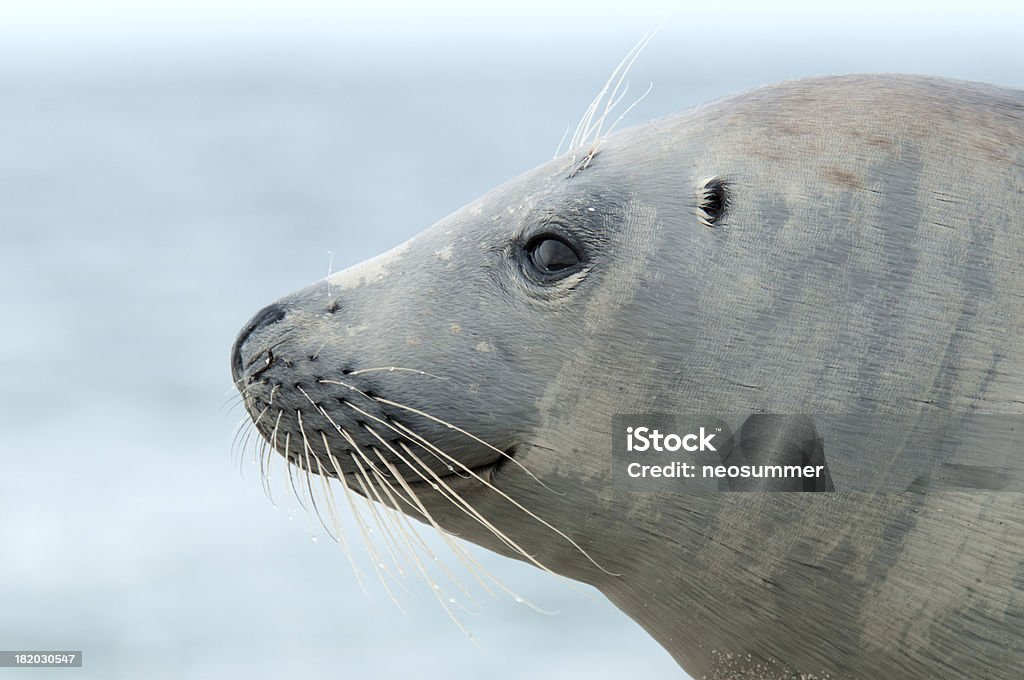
[525,236,581,277]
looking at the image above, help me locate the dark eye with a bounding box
[526,236,581,277]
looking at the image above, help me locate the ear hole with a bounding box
[696,177,729,227]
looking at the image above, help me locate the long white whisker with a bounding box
[308,389,531,609]
[358,449,482,629]
[358,433,492,603]
[339,439,414,580]
[293,387,419,608]
[346,367,450,380]
[362,428,556,612]
[321,377,547,489]
[340,397,570,577]
[373,396,563,495]
[283,431,313,513]
[318,381,470,478]
[296,411,342,540]
[262,409,285,505]
[316,430,406,609]
[299,392,482,605]
[361,443,483,612]
[333,398,572,575]
[327,428,476,632]
[375,404,616,575]
[566,28,658,165]
[553,121,572,159]
[320,449,410,608]
[309,436,371,597]
[603,81,654,141]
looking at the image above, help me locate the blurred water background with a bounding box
[1,3,1021,679]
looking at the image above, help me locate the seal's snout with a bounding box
[231,302,287,383]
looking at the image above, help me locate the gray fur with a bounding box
[232,75,1024,679]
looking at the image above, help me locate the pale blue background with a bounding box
[1,4,1021,679]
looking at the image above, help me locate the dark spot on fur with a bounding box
[824,167,864,190]
[865,134,895,150]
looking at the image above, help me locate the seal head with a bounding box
[233,74,1024,679]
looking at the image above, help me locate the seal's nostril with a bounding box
[231,303,288,381]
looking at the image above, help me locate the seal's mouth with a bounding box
[236,355,513,488]
[232,314,519,498]
[360,444,516,493]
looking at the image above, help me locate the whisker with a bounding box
[262,409,285,504]
[359,445,482,614]
[235,423,259,477]
[360,426,555,611]
[567,28,658,165]
[552,120,572,159]
[335,399,557,569]
[237,406,270,477]
[322,441,406,610]
[283,431,313,514]
[340,440,415,580]
[297,413,356,541]
[345,445,480,632]
[373,396,563,495]
[297,411,336,534]
[303,394,475,599]
[232,410,261,455]
[358,401,616,576]
[346,367,450,380]
[388,440,557,614]
[238,370,575,621]
[602,81,653,141]
[318,379,469,477]
[353,411,471,480]
[573,29,651,153]
[309,339,330,361]
[319,376,532,483]
[360,439,486,605]
[220,391,250,417]
[338,401,559,577]
[308,443,372,593]
[300,392,490,611]
[292,389,412,606]
[355,455,449,590]
[326,475,403,607]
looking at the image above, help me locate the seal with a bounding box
[231,74,1024,679]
